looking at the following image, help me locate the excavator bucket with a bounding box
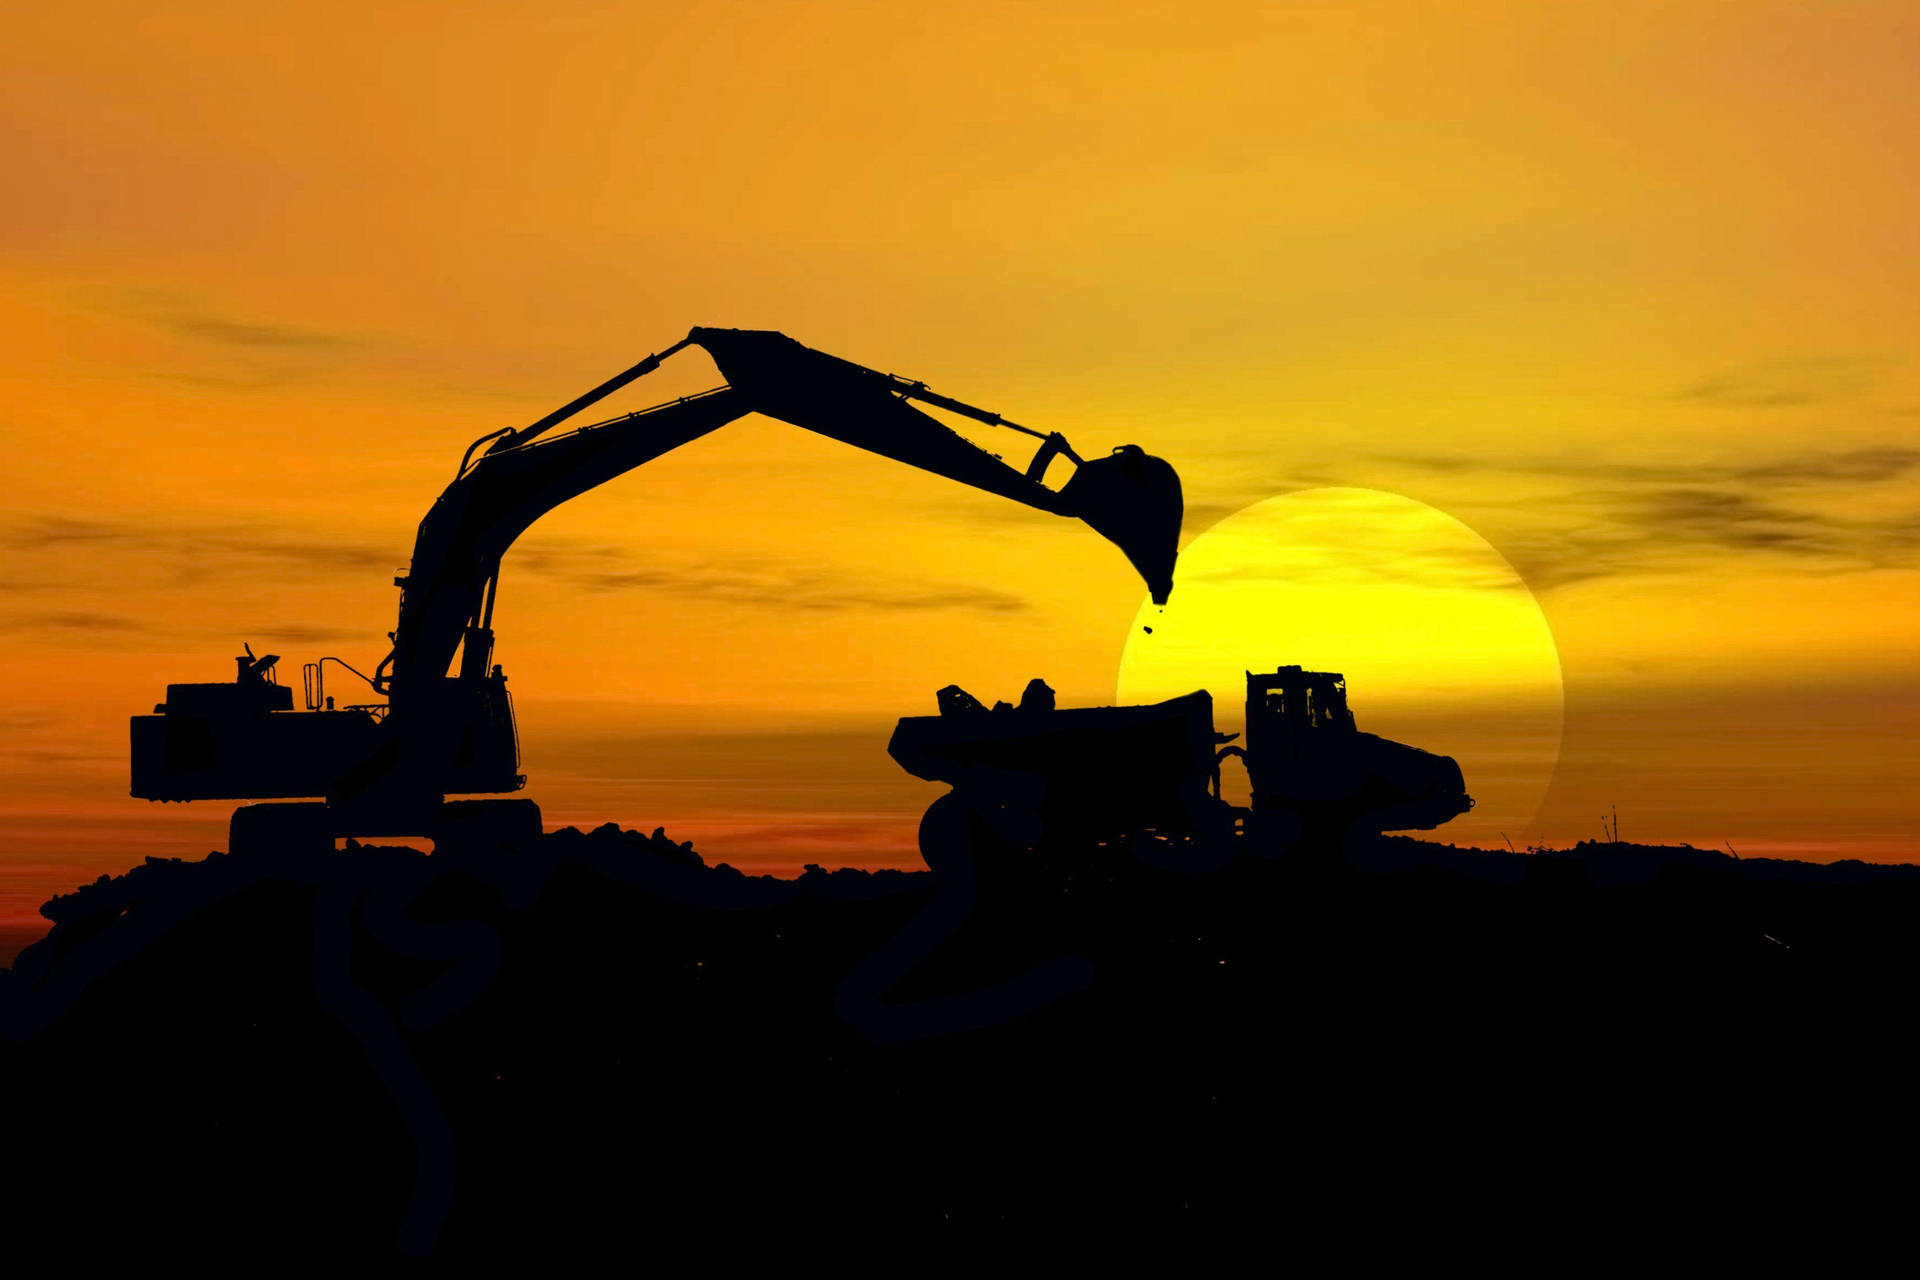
[1058,445,1182,604]
[689,327,1184,605]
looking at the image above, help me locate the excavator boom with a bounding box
[386,328,1180,704]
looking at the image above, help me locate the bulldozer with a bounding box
[130,328,1184,855]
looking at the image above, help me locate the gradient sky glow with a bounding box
[3,1,1917,933]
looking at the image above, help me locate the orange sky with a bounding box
[3,1,1917,930]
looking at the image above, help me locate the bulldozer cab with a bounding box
[1244,666,1356,765]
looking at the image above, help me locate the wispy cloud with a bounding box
[1634,488,1826,552]
[1435,447,1920,591]
[0,610,156,647]
[85,287,395,391]
[0,712,54,732]
[1382,446,1920,490]
[1173,489,1537,593]
[0,514,403,646]
[1676,356,1896,408]
[2,516,395,587]
[1,515,1031,623]
[524,552,1031,615]
[1735,447,1920,485]
[113,288,379,353]
[1173,441,1920,595]
[8,432,1911,621]
[254,624,364,645]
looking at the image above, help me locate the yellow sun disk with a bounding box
[1117,488,1564,844]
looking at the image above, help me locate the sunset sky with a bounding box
[3,1,1917,936]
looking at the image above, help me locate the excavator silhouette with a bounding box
[129,328,1184,855]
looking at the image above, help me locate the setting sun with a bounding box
[1118,488,1564,843]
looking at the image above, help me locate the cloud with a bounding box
[1380,445,1920,490]
[255,625,363,645]
[6,517,136,548]
[2,516,394,588]
[82,287,396,392]
[607,437,1920,601]
[1172,491,1537,594]
[1633,488,1828,552]
[9,430,1910,624]
[0,610,156,647]
[51,611,142,630]
[2,514,1031,622]
[1360,443,1920,592]
[0,514,412,649]
[1734,447,1920,485]
[1676,356,1897,408]
[533,555,1031,615]
[1499,498,1920,594]
[113,288,379,352]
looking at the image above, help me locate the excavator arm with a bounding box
[380,327,1182,708]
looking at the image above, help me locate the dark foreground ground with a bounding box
[3,822,1918,1262]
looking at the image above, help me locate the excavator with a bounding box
[129,328,1184,855]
